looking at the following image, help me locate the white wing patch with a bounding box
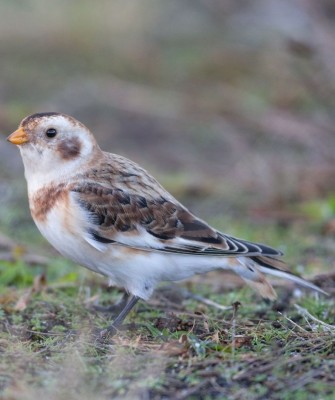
[83,233,109,252]
[113,226,166,249]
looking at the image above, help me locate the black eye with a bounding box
[45,128,57,138]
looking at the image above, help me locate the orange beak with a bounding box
[7,127,28,145]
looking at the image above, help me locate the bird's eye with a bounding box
[45,128,57,138]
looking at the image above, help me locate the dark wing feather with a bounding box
[71,183,282,257]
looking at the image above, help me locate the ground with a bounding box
[0,210,334,400]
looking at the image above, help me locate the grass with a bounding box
[0,212,334,400]
[0,283,334,399]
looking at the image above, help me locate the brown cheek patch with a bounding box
[57,138,81,160]
[31,184,67,222]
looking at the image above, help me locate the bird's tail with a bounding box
[235,255,327,300]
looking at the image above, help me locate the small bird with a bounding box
[7,112,325,332]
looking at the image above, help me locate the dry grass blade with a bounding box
[294,304,335,332]
[180,288,232,312]
[14,273,47,311]
[277,312,310,334]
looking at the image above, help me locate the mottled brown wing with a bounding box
[71,183,281,256]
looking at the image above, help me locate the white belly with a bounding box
[32,201,235,300]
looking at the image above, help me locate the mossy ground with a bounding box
[0,212,334,400]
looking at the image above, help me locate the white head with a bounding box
[7,112,100,189]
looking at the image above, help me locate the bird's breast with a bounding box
[29,186,95,266]
[29,183,67,223]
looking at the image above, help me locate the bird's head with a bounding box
[7,112,100,186]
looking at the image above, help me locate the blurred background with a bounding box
[1,0,335,276]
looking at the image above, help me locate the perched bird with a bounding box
[7,112,325,332]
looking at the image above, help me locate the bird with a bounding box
[7,112,326,333]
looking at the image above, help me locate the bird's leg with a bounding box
[100,295,140,337]
[92,292,129,315]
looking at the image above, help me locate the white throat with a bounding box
[20,145,87,195]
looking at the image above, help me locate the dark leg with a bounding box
[100,295,140,338]
[92,292,129,314]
